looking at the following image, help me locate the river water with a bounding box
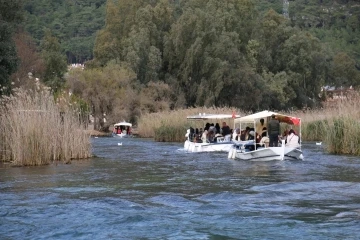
[1,137,360,239]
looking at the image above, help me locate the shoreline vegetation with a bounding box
[1,90,359,167]
[0,88,91,166]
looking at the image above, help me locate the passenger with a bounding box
[204,123,210,131]
[248,131,255,140]
[215,123,221,134]
[208,130,215,142]
[267,114,280,147]
[185,129,190,139]
[259,131,269,147]
[209,123,216,133]
[221,122,231,136]
[201,130,208,143]
[261,127,267,136]
[256,118,266,136]
[255,132,261,143]
[233,128,240,141]
[240,127,250,141]
[228,129,233,141]
[286,129,300,148]
[194,128,201,142]
[189,127,195,141]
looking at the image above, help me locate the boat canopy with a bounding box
[187,113,240,120]
[234,110,301,125]
[114,121,132,127]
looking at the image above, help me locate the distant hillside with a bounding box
[23,0,106,63]
[22,0,359,63]
[258,0,360,62]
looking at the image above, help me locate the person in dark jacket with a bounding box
[267,114,280,147]
[221,122,231,136]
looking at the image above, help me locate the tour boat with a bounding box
[184,113,239,152]
[228,111,303,161]
[113,121,132,138]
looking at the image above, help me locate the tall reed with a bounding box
[0,88,91,166]
[297,92,360,155]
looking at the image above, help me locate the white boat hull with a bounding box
[184,140,233,153]
[228,141,303,161]
[113,133,131,138]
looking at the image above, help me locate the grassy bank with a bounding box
[0,88,91,166]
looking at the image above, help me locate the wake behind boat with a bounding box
[184,113,239,152]
[228,111,303,161]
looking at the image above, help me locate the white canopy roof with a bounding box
[234,110,301,125]
[114,121,132,127]
[187,113,240,120]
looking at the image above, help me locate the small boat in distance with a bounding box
[113,121,132,138]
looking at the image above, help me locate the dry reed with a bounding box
[294,92,360,155]
[0,88,92,166]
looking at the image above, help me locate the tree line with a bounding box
[1,0,359,130]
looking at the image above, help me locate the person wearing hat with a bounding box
[267,114,280,147]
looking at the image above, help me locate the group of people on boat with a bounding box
[186,121,232,143]
[243,114,300,148]
[186,114,300,149]
[113,125,131,135]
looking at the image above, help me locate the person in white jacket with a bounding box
[285,129,300,148]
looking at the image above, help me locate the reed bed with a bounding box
[0,88,91,166]
[294,93,360,155]
[137,107,244,142]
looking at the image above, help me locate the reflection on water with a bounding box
[1,138,360,239]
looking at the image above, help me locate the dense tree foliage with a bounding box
[91,0,359,112]
[10,30,44,89]
[18,0,360,121]
[41,29,68,92]
[23,0,106,63]
[0,0,23,95]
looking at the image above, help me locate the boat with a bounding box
[228,110,303,161]
[112,121,132,138]
[184,113,239,152]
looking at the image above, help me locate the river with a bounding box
[1,137,360,239]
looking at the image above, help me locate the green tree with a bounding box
[41,29,67,92]
[66,63,138,130]
[23,0,106,63]
[93,0,146,65]
[0,0,23,95]
[331,52,360,87]
[165,0,257,108]
[280,32,328,108]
